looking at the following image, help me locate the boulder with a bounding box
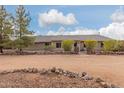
[57,68,64,74]
[54,68,64,74]
[99,82,111,88]
[8,70,15,73]
[47,69,52,74]
[22,69,29,73]
[55,69,60,74]
[13,69,21,73]
[111,84,119,88]
[40,68,48,74]
[0,71,10,74]
[82,75,93,80]
[50,67,56,72]
[32,68,38,73]
[68,72,79,78]
[95,77,104,83]
[81,72,87,77]
[63,70,68,76]
[27,68,33,73]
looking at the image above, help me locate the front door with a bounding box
[74,42,79,53]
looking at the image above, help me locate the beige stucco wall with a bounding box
[51,41,64,52]
[25,41,103,52]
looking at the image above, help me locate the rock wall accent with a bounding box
[0,67,118,88]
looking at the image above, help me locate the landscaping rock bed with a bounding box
[96,51,124,55]
[0,51,79,55]
[0,67,118,88]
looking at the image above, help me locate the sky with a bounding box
[4,5,124,40]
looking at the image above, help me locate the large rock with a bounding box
[57,68,64,74]
[95,77,104,83]
[82,75,93,80]
[47,69,53,74]
[0,70,10,74]
[22,68,29,73]
[27,68,34,73]
[110,84,119,88]
[40,68,48,74]
[68,72,79,78]
[32,68,38,73]
[81,72,87,77]
[13,69,22,73]
[99,82,111,88]
[50,67,56,73]
[55,68,64,74]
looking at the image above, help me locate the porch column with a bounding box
[77,41,80,53]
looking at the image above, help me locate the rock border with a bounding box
[0,51,79,56]
[0,67,119,88]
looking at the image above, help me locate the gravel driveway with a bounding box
[0,55,124,87]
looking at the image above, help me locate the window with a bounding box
[56,42,61,48]
[74,42,77,47]
[101,42,104,48]
[45,42,50,46]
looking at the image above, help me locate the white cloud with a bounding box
[34,30,42,36]
[47,22,124,40]
[99,22,124,40]
[39,9,77,27]
[47,26,99,35]
[40,6,124,40]
[47,27,65,35]
[100,6,124,40]
[111,6,124,23]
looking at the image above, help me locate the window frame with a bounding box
[56,42,61,48]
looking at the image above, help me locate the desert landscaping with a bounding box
[0,5,124,88]
[0,54,124,87]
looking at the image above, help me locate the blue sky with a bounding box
[4,5,124,40]
[5,5,120,34]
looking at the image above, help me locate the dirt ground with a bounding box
[0,55,124,87]
[0,72,101,88]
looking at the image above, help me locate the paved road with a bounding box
[0,55,124,87]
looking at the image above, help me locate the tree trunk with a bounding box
[0,33,3,54]
[19,48,23,55]
[0,47,3,53]
[19,48,22,52]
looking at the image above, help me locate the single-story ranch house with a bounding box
[29,35,111,52]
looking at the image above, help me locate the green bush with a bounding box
[84,40,97,53]
[103,40,117,51]
[103,40,124,52]
[43,45,54,51]
[114,41,124,51]
[62,40,74,51]
[13,36,35,50]
[0,38,13,49]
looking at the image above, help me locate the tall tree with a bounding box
[15,5,33,52]
[0,5,13,53]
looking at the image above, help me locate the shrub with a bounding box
[43,46,51,51]
[0,38,13,49]
[84,40,97,54]
[13,36,35,51]
[43,42,55,51]
[114,41,124,51]
[103,40,124,52]
[103,40,117,51]
[43,45,54,51]
[62,40,74,51]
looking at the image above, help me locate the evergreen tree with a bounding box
[0,5,13,53]
[15,5,33,52]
